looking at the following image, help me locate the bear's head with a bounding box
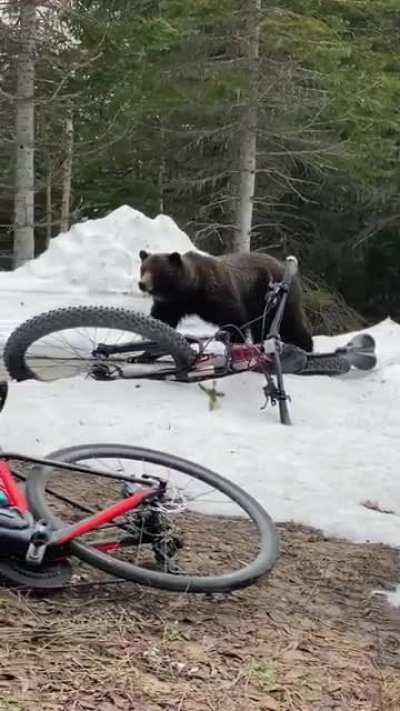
[138,250,188,300]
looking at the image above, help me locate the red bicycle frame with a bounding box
[0,455,159,557]
[52,486,158,546]
[0,460,30,512]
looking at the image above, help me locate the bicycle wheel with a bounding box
[4,306,195,382]
[26,444,279,593]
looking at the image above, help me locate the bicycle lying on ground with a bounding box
[4,257,377,425]
[0,381,278,593]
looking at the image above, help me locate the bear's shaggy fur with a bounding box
[138,249,313,351]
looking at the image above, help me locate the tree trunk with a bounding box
[46,164,52,248]
[232,0,261,253]
[233,108,258,252]
[60,106,74,233]
[157,121,166,213]
[13,0,36,268]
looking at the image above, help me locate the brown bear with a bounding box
[138,249,313,351]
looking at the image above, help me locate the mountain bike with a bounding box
[4,257,377,425]
[0,381,279,593]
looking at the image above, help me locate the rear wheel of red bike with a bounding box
[26,444,279,594]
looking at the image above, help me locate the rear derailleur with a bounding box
[121,483,183,574]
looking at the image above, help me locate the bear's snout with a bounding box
[138,271,154,294]
[138,271,153,294]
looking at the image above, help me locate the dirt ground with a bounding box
[0,521,399,711]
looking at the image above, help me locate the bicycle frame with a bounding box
[0,446,161,565]
[92,340,274,382]
[0,459,29,513]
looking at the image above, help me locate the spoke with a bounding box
[46,331,89,359]
[25,326,156,380]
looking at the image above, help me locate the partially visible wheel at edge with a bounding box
[26,444,280,594]
[4,306,196,382]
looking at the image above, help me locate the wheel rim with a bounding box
[21,326,175,381]
[27,447,278,592]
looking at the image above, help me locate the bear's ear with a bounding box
[169,252,182,267]
[139,250,149,262]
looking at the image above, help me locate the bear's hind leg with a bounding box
[249,302,313,352]
[249,320,265,345]
[280,311,313,352]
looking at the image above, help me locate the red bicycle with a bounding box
[0,382,278,593]
[4,257,377,425]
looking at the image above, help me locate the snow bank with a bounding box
[373,586,400,608]
[382,587,400,608]
[0,206,197,295]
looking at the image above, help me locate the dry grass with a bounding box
[303,277,366,336]
[0,523,399,710]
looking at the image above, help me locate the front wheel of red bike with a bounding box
[26,444,279,594]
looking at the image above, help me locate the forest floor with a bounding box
[1,522,399,711]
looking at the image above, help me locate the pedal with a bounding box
[25,520,51,566]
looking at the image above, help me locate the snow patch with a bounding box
[384,586,400,607]
[0,206,198,295]
[372,586,400,608]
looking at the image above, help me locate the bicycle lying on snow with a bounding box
[0,381,278,593]
[4,256,377,425]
